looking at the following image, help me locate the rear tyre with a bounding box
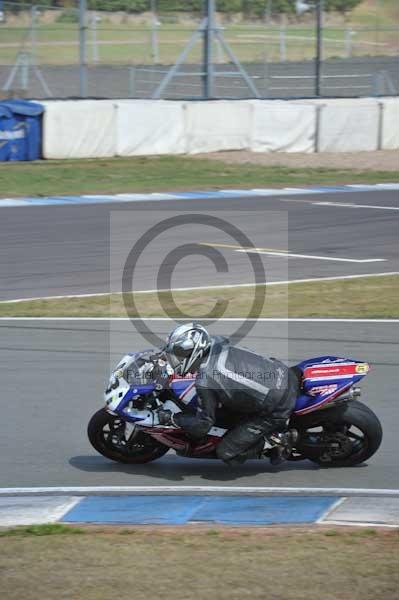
[87,408,169,464]
[293,400,383,467]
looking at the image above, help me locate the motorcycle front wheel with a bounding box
[292,400,383,467]
[87,408,169,464]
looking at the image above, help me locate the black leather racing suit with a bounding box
[173,336,300,463]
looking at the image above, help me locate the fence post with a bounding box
[79,0,88,98]
[91,12,99,64]
[262,51,269,98]
[128,66,136,98]
[151,10,159,63]
[279,22,287,62]
[30,6,37,59]
[344,28,353,58]
[315,0,323,97]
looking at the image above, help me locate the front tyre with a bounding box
[87,408,169,464]
[294,400,383,467]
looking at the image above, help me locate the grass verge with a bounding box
[1,156,399,198]
[0,526,398,600]
[1,275,398,318]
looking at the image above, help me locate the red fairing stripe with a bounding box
[180,381,196,400]
[304,364,361,379]
[295,383,352,415]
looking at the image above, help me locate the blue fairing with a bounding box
[168,357,369,416]
[117,383,157,421]
[293,355,369,415]
[116,355,369,421]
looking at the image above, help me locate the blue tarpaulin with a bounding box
[0,99,44,161]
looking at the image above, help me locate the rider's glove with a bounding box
[157,409,174,426]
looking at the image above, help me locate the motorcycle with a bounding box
[88,351,383,467]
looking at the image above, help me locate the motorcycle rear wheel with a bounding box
[87,408,169,464]
[293,400,382,467]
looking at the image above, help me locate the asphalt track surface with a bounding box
[1,190,399,301]
[0,319,397,489]
[1,189,398,491]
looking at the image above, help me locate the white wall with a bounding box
[41,97,399,159]
[250,100,316,153]
[185,101,252,153]
[299,98,381,153]
[116,100,186,156]
[380,97,399,150]
[41,100,117,159]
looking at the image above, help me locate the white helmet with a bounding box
[164,323,210,376]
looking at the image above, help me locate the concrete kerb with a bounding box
[1,487,398,528]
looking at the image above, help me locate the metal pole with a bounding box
[265,0,272,24]
[128,66,136,98]
[279,20,286,62]
[153,23,204,99]
[215,28,260,98]
[30,6,37,60]
[91,12,99,64]
[344,28,352,59]
[315,0,323,97]
[79,0,88,97]
[151,0,159,63]
[203,0,215,99]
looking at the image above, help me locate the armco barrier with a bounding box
[40,98,399,160]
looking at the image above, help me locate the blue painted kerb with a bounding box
[62,495,336,526]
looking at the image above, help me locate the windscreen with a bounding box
[122,351,157,386]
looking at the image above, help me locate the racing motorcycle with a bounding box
[88,351,383,467]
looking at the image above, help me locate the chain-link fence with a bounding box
[0,1,398,99]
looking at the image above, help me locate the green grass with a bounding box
[1,15,399,66]
[1,156,399,198]
[0,524,86,537]
[1,275,398,318]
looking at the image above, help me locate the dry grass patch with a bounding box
[1,275,398,318]
[0,526,398,600]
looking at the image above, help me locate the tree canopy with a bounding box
[7,0,363,17]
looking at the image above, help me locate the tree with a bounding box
[325,0,362,16]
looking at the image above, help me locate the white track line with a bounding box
[313,201,399,211]
[1,271,398,304]
[1,486,399,496]
[238,249,385,263]
[0,497,81,527]
[316,497,347,524]
[321,520,399,529]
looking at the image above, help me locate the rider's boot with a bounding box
[268,429,298,466]
[225,439,265,466]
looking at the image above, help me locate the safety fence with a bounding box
[39,96,399,159]
[0,2,398,100]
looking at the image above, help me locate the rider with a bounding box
[150,323,300,465]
